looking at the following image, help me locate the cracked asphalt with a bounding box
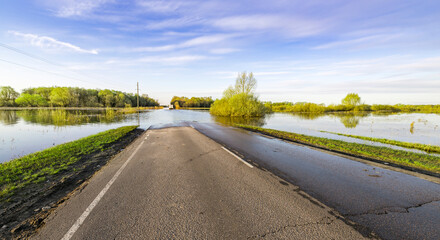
[33,127,366,239]
[192,123,440,240]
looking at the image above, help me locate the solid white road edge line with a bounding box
[221,147,253,168]
[61,138,145,240]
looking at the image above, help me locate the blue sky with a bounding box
[1,0,439,104]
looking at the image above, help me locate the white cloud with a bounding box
[9,31,98,54]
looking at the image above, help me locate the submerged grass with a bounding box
[236,125,440,174]
[321,131,440,154]
[0,125,138,202]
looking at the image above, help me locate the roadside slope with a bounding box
[0,126,143,239]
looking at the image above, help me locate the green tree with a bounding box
[98,90,115,107]
[342,93,361,106]
[235,72,256,95]
[223,72,257,99]
[15,94,48,107]
[115,93,127,107]
[50,87,72,107]
[0,86,19,107]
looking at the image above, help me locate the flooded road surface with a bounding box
[1,109,439,163]
[192,122,440,240]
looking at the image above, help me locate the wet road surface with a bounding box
[190,122,440,240]
[34,127,366,239]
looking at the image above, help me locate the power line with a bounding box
[0,42,99,81]
[0,42,103,84]
[0,42,127,90]
[0,42,61,67]
[0,58,93,85]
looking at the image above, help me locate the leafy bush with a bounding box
[210,72,266,117]
[210,93,266,117]
[354,104,372,112]
[371,104,400,112]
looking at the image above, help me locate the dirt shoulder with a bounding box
[0,128,144,239]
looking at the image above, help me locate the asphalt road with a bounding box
[191,122,440,240]
[34,127,366,239]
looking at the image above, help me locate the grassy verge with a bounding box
[0,125,138,202]
[321,131,440,154]
[236,125,440,174]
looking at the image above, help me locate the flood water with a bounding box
[1,109,439,163]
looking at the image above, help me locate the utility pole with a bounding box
[136,82,140,126]
[136,82,139,110]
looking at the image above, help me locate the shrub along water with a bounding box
[210,72,266,117]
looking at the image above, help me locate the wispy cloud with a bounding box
[50,0,111,17]
[9,31,98,54]
[397,57,440,71]
[210,48,240,54]
[312,33,403,50]
[139,55,207,64]
[146,17,204,30]
[132,34,231,52]
[211,14,326,38]
[136,0,188,13]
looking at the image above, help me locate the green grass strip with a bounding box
[320,131,440,154]
[0,125,138,201]
[236,124,440,174]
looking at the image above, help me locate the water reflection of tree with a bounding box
[213,115,266,127]
[330,112,370,129]
[290,112,325,120]
[15,109,124,126]
[0,110,19,125]
[370,112,398,117]
[339,115,360,128]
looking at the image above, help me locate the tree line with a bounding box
[170,96,214,108]
[0,86,159,107]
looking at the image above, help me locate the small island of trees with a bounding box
[170,96,214,109]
